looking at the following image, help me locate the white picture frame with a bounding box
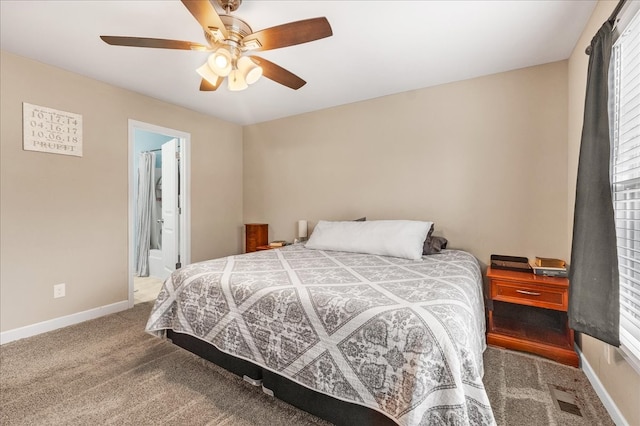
[23,102,82,157]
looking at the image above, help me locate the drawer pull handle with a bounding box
[516,290,541,296]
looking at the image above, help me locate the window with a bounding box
[612,7,640,367]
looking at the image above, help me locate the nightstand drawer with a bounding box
[491,280,567,311]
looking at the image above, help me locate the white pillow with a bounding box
[305,220,432,260]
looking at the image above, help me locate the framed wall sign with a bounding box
[23,102,83,157]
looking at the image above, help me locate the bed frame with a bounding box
[167,329,396,426]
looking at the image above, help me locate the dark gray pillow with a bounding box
[422,224,448,255]
[425,236,448,254]
[354,217,366,221]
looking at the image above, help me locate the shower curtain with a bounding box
[135,152,156,277]
[151,175,162,250]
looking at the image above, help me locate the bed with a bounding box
[146,233,495,425]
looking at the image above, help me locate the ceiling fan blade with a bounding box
[181,0,228,39]
[249,56,306,90]
[100,36,208,51]
[200,77,222,91]
[242,17,332,51]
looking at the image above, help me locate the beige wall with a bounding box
[0,50,243,332]
[244,61,568,265]
[567,1,640,425]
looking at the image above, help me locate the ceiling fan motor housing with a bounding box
[204,15,253,49]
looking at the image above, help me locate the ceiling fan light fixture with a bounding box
[208,48,232,76]
[196,63,222,87]
[237,56,262,85]
[228,69,248,91]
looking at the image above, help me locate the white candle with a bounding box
[298,220,308,238]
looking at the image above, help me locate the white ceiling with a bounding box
[0,0,596,125]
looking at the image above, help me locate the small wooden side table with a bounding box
[245,223,268,253]
[486,267,579,367]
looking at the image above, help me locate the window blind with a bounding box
[612,9,640,363]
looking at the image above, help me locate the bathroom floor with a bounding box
[134,276,164,304]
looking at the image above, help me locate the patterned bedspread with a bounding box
[146,245,495,425]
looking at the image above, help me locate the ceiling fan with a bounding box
[100,0,332,92]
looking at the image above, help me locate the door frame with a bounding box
[128,119,191,307]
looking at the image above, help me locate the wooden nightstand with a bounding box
[245,223,268,253]
[486,267,578,367]
[255,245,275,251]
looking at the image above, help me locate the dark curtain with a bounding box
[569,20,620,347]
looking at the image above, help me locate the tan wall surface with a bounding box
[567,1,640,425]
[0,50,243,332]
[244,61,569,265]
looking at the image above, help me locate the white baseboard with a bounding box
[577,346,629,426]
[0,300,130,345]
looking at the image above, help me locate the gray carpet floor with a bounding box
[1,302,614,425]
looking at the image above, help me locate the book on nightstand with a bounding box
[534,257,566,268]
[531,257,568,277]
[269,240,287,247]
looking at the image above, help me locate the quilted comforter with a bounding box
[146,245,495,425]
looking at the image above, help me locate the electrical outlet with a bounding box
[53,283,65,299]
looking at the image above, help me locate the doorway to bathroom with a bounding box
[128,120,190,306]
